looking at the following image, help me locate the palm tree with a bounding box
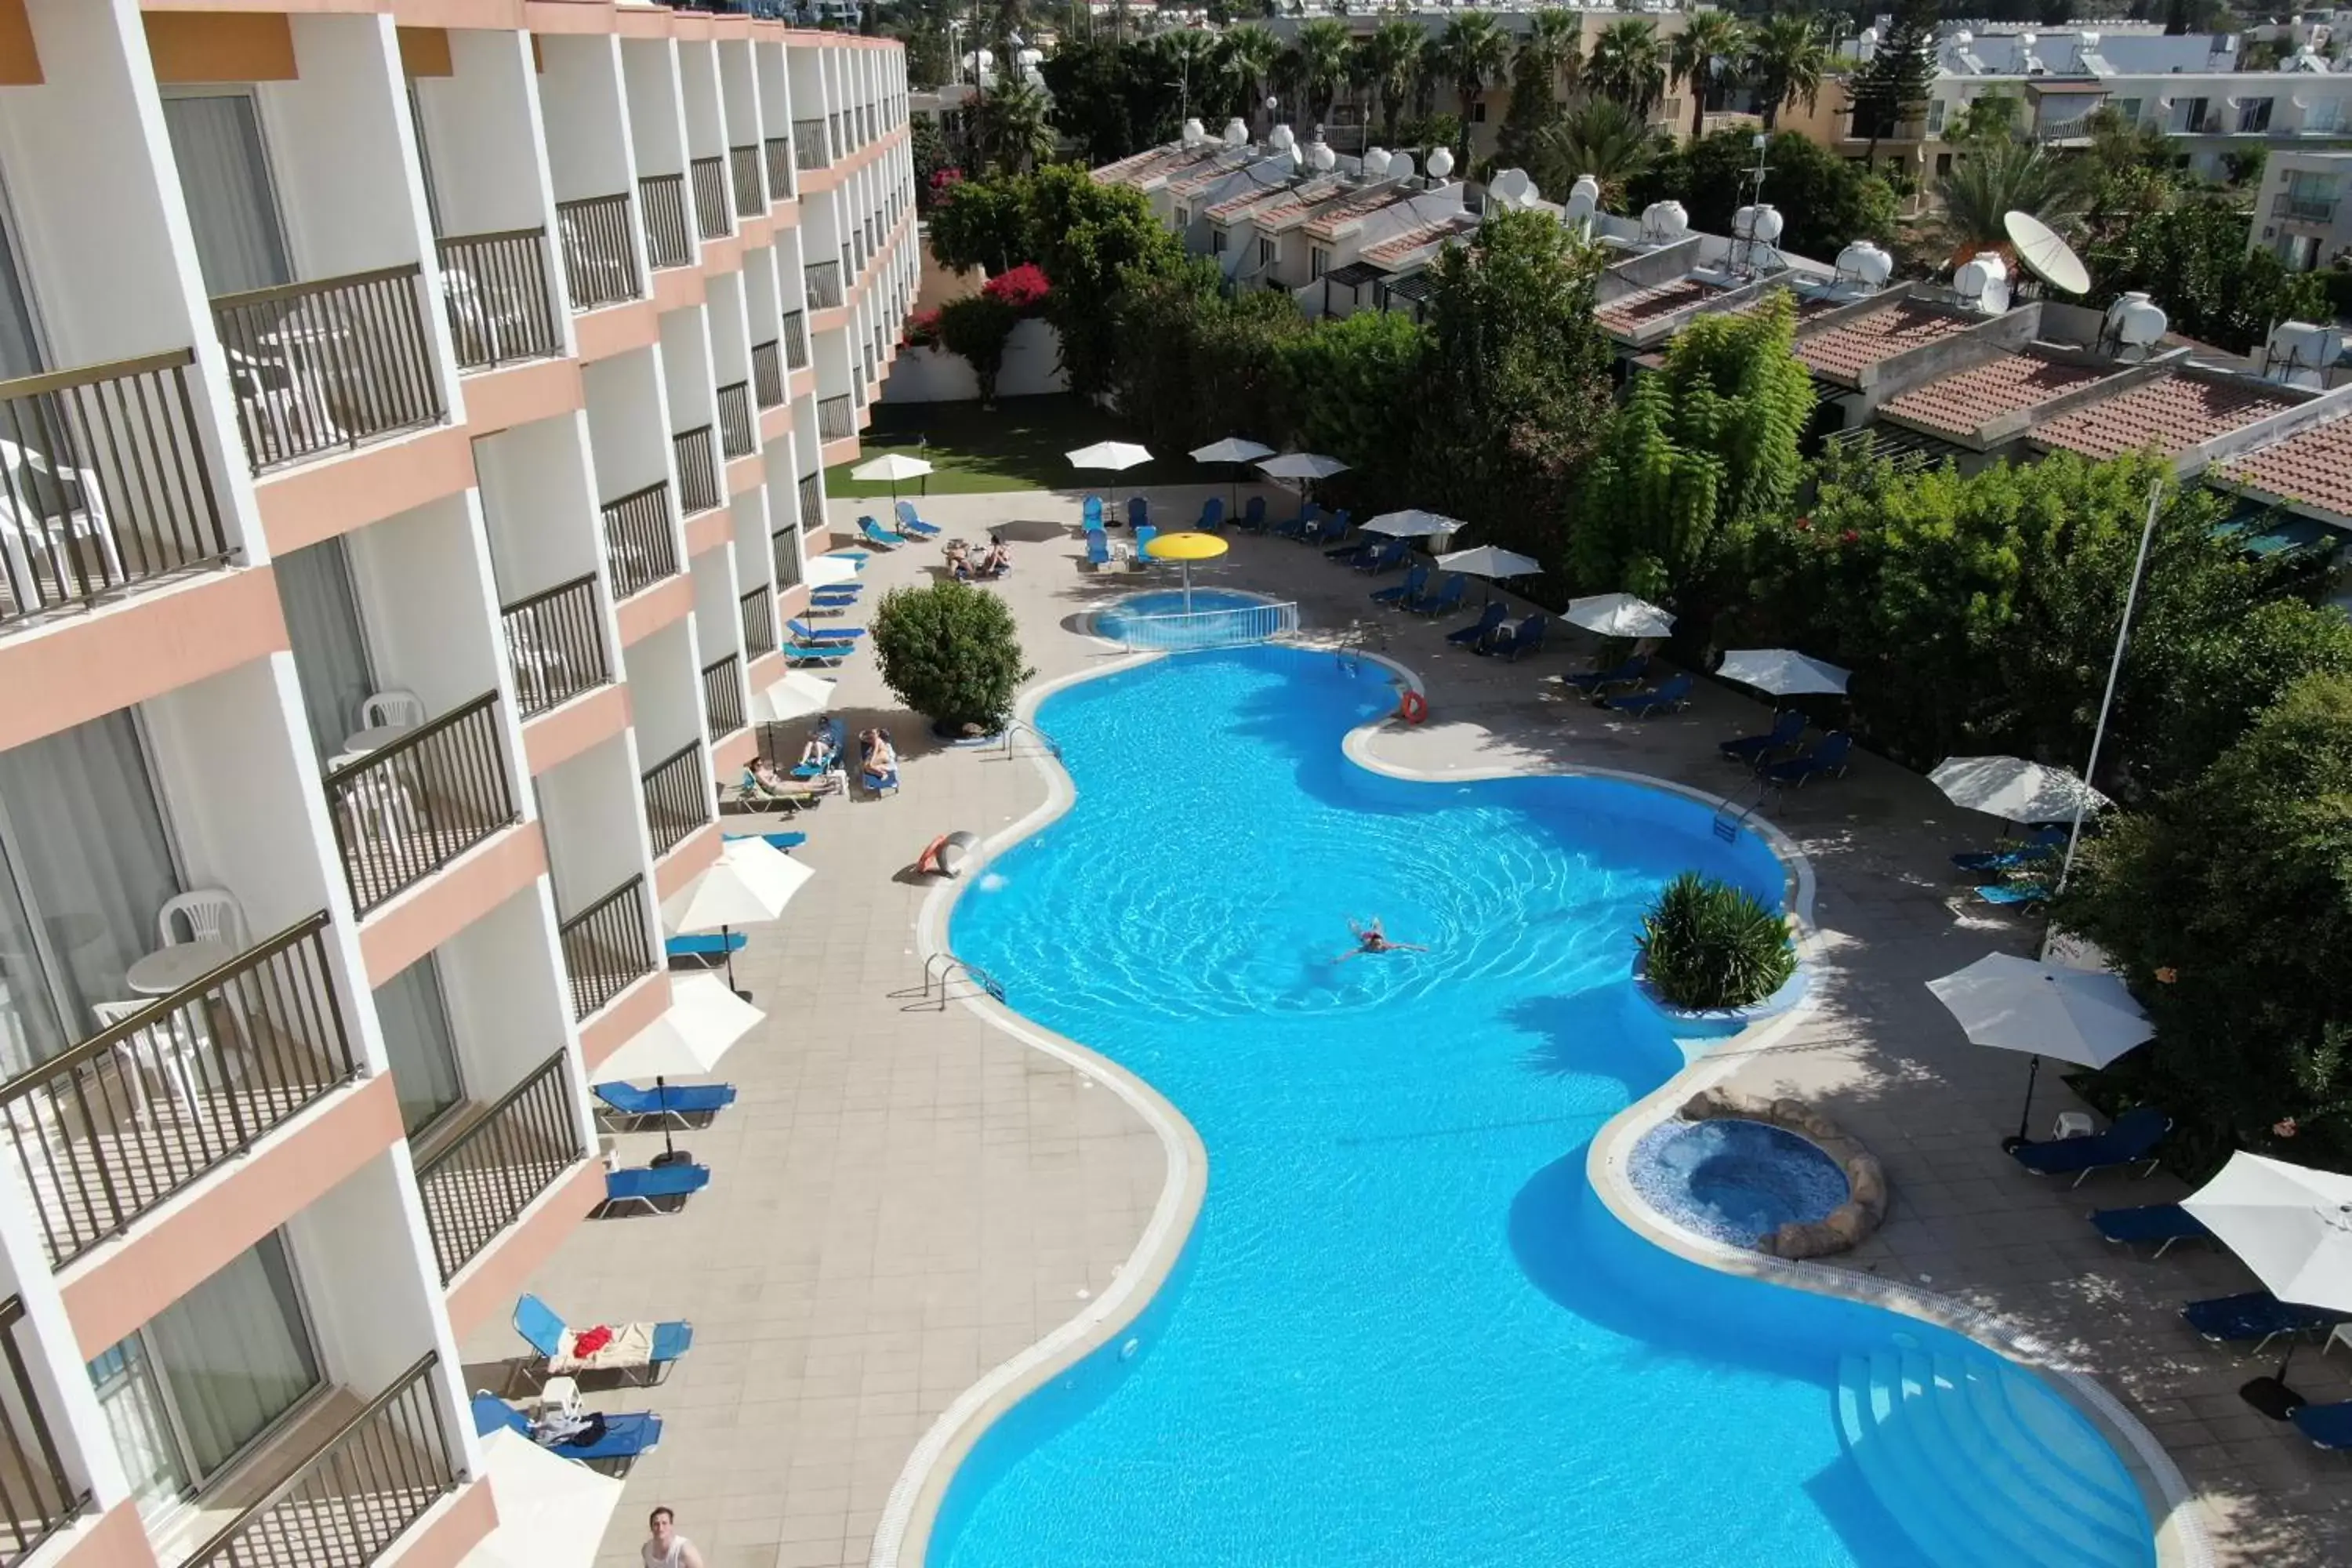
[1290,18,1352,132]
[1218,24,1283,136]
[1150,28,1220,126]
[1584,18,1666,118]
[1357,19,1426,144]
[972,78,1058,175]
[1744,14,1827,132]
[1434,12,1510,162]
[1526,6,1584,94]
[1668,11,1745,141]
[1930,139,2092,260]
[1532,95,1663,211]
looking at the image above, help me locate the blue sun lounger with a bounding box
[858,517,907,549]
[1273,504,1319,541]
[2009,1107,2171,1186]
[1240,495,1269,532]
[1565,655,1649,694]
[822,550,869,568]
[1719,709,1806,765]
[1196,496,1225,532]
[470,1394,666,1470]
[1975,880,2050,908]
[793,717,847,777]
[1127,495,1149,530]
[1356,539,1409,574]
[787,617,862,644]
[1084,529,1113,568]
[1604,673,1694,717]
[1311,510,1352,546]
[893,500,942,538]
[513,1293,693,1386]
[596,1160,711,1216]
[1446,603,1508,646]
[2292,1400,2352,1450]
[2089,1203,2212,1258]
[2183,1290,2343,1353]
[1953,827,2065,873]
[1370,564,1428,605]
[783,641,854,666]
[1762,732,1853,788]
[725,830,806,852]
[1083,495,1104,529]
[1404,574,1466,618]
[665,931,745,970]
[1486,613,1546,661]
[594,1081,739,1126]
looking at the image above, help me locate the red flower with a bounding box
[902,308,942,348]
[1839,528,1860,545]
[1794,518,1811,532]
[982,263,1051,313]
[2274,1117,2299,1139]
[930,167,964,193]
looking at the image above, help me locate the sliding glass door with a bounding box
[159,93,291,299]
[274,537,376,764]
[376,955,464,1134]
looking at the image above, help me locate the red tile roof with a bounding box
[1795,301,1975,383]
[2033,372,2302,459]
[1595,278,1715,336]
[1300,187,1410,238]
[1208,176,1338,221]
[1168,157,1251,198]
[2216,413,2352,519]
[1880,349,2119,438]
[1098,146,1211,188]
[1362,219,1461,268]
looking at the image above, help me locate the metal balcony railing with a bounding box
[689,156,731,243]
[0,1296,85,1559]
[554,192,641,311]
[782,310,809,370]
[436,227,560,372]
[639,173,693,270]
[558,876,655,1020]
[717,380,755,459]
[818,394,854,441]
[702,653,745,741]
[325,693,517,916]
[2275,191,2341,223]
[0,913,357,1269]
[601,481,678,600]
[793,117,829,169]
[673,425,720,514]
[796,472,821,532]
[212,264,444,472]
[415,1049,582,1283]
[765,135,795,201]
[829,114,843,158]
[751,339,784,408]
[500,573,608,718]
[805,261,842,310]
[840,241,853,281]
[771,527,801,591]
[185,1352,459,1568]
[0,350,228,631]
[641,741,710,858]
[739,583,774,655]
[730,144,764,218]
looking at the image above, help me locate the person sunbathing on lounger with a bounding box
[1338,916,1425,960]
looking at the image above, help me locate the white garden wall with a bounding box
[881,316,1069,403]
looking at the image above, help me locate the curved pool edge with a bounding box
[868,636,2212,1568]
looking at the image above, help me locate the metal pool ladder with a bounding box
[910,951,1006,1011]
[1000,719,1061,758]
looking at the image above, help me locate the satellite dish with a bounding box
[2002,210,2091,296]
[1490,168,1531,206]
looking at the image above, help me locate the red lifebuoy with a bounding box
[1398,691,1428,725]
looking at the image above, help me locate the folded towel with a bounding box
[571,1324,614,1358]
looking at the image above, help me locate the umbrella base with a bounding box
[650,1148,697,1169]
[2240,1376,2307,1420]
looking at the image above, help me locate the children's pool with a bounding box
[933,644,2151,1568]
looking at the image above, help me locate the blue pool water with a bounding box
[935,644,2144,1568]
[1091,588,1271,649]
[1632,1119,1852,1249]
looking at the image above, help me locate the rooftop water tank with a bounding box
[1835,241,1894,287]
[2267,319,2343,388]
[2104,291,2168,348]
[1363,147,1392,179]
[1426,146,1455,181]
[1955,252,2011,315]
[1270,124,1297,152]
[1223,118,1249,147]
[1181,118,1206,145]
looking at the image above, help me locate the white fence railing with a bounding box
[1105,600,1301,651]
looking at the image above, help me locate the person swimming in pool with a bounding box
[1337,916,1425,960]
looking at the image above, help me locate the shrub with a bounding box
[869,582,1033,733]
[1638,872,1796,1011]
[982,262,1051,313]
[902,307,942,349]
[936,293,1022,405]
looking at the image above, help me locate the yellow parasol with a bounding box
[1142,530,1229,612]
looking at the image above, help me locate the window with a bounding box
[2240,97,2275,134]
[158,92,292,296]
[1926,98,1947,135]
[1310,247,1329,280]
[1258,237,1276,268]
[1210,227,1228,254]
[2114,98,2142,125]
[274,537,376,764]
[1936,152,1953,179]
[1173,205,1189,228]
[376,953,464,1134]
[1471,101,1487,123]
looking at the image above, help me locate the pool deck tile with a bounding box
[475,483,2347,1568]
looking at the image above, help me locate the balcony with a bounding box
[414,1049,583,1283]
[639,174,693,270]
[829,114,843,159]
[839,242,852,281]
[751,340,784,409]
[0,350,230,633]
[740,583,774,655]
[183,1353,460,1568]
[793,117,830,171]
[702,653,745,741]
[0,1297,85,1559]
[730,144,764,220]
[436,228,561,373]
[805,261,843,311]
[765,135,795,201]
[771,527,800,591]
[322,694,517,916]
[717,381,755,460]
[796,472,821,532]
[672,425,720,515]
[689,156,731,244]
[641,741,710,858]
[212,267,446,474]
[782,310,809,370]
[601,481,678,600]
[557,875,655,1021]
[554,193,642,312]
[501,573,611,718]
[2274,191,2340,223]
[818,394,853,441]
[0,913,359,1269]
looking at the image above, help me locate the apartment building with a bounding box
[2249,149,2352,271]
[0,4,914,1566]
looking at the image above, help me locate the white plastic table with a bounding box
[125,940,239,996]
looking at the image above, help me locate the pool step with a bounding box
[1834,1350,2154,1568]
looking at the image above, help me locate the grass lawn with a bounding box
[822,395,1196,499]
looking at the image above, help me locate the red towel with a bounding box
[572,1324,613,1358]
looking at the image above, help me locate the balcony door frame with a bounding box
[158,87,297,299]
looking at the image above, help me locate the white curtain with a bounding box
[274,538,375,761]
[375,955,463,1134]
[159,94,291,299]
[144,1235,319,1479]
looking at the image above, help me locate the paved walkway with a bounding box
[480,483,2349,1568]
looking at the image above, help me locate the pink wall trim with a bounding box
[652,264,706,314]
[652,822,720,903]
[520,681,630,777]
[788,366,815,401]
[358,823,549,985]
[819,435,858,468]
[801,522,830,551]
[770,201,800,230]
[724,452,764,498]
[256,426,477,556]
[739,214,772,249]
[710,727,754,775]
[60,1076,403,1360]
[381,1475,498,1568]
[51,1498,158,1568]
[614,573,693,648]
[0,567,287,755]
[443,1157,601,1340]
[699,234,743,278]
[684,506,732,558]
[390,3,528,30]
[745,649,785,691]
[572,299,660,363]
[521,2,609,35]
[615,5,673,37]
[799,165,841,198]
[777,582,811,619]
[456,355,583,437]
[811,305,848,336]
[577,969,670,1075]
[757,401,793,445]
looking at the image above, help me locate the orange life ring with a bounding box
[1398,690,1428,725]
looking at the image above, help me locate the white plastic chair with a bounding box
[158,889,246,951]
[90,998,206,1129]
[0,435,122,612]
[359,690,427,731]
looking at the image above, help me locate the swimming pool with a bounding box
[1090,588,1285,651]
[931,644,2154,1568]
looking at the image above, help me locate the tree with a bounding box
[1584,18,1667,118]
[1219,24,1283,135]
[1639,872,1796,1011]
[1278,307,1429,515]
[926,173,1035,274]
[2089,200,2332,354]
[1631,130,1896,264]
[1432,13,1510,163]
[937,292,1023,404]
[910,116,957,213]
[1929,138,2090,260]
[971,79,1059,174]
[1496,9,1581,169]
[1287,19,1353,129]
[1846,0,1936,162]
[869,581,1036,732]
[1531,96,1664,210]
[1107,260,1304,453]
[1946,89,2023,147]
[1357,19,1427,144]
[1022,165,1186,394]
[1744,14,1826,132]
[1669,10,1747,141]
